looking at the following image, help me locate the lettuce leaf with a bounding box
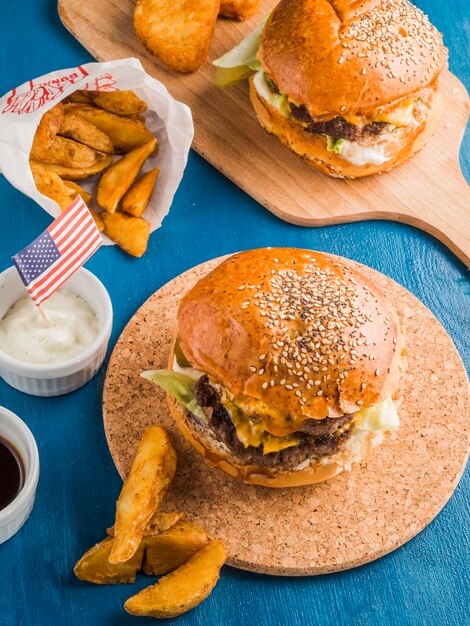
[141,370,207,423]
[270,92,291,118]
[174,338,191,368]
[325,135,345,153]
[213,16,268,87]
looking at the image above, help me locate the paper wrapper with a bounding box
[0,58,194,245]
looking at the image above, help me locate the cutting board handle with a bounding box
[404,169,470,267]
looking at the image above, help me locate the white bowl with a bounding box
[0,267,112,396]
[0,406,40,544]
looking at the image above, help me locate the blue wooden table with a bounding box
[0,2,468,625]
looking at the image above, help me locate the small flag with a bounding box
[13,196,102,306]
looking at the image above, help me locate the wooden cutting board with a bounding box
[58,1,470,266]
[102,254,469,576]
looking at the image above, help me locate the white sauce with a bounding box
[253,70,274,105]
[337,140,388,166]
[0,289,99,364]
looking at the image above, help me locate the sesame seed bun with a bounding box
[258,0,447,119]
[178,249,406,421]
[170,249,406,487]
[249,76,443,178]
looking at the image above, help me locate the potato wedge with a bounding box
[107,512,184,538]
[143,512,185,536]
[30,162,74,210]
[34,103,64,147]
[122,167,159,218]
[31,134,107,169]
[89,210,105,232]
[92,90,147,116]
[109,426,177,564]
[59,113,114,154]
[74,537,144,585]
[29,155,113,180]
[102,212,150,257]
[66,90,95,105]
[108,512,185,539]
[134,0,219,73]
[142,521,212,576]
[220,0,260,20]
[97,138,157,213]
[124,540,227,618]
[62,180,92,206]
[64,104,155,153]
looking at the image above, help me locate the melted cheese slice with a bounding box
[222,398,301,453]
[372,100,415,127]
[231,395,297,436]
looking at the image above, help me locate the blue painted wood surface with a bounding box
[0,1,468,624]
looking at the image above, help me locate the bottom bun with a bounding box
[167,395,379,488]
[249,78,443,179]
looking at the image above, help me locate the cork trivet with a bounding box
[103,255,469,576]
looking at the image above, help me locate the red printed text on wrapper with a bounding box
[2,68,118,115]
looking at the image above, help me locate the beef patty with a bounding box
[192,375,354,470]
[289,103,388,142]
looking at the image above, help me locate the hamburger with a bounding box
[143,249,407,488]
[214,0,447,178]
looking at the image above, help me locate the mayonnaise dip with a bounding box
[0,289,99,365]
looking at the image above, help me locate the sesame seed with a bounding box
[249,366,256,373]
[259,354,266,361]
[375,368,380,376]
[262,382,268,389]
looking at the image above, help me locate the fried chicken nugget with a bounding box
[134,0,220,72]
[219,0,260,20]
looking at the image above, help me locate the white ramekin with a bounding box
[0,266,112,396]
[0,406,40,544]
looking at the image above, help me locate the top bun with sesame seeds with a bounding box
[259,0,447,119]
[150,249,407,488]
[248,0,447,177]
[178,248,405,420]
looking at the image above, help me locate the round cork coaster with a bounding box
[103,255,469,576]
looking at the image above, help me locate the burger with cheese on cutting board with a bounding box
[214,0,448,178]
[143,248,407,488]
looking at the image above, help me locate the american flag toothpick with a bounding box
[12,196,102,306]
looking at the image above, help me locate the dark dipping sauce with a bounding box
[0,436,25,511]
